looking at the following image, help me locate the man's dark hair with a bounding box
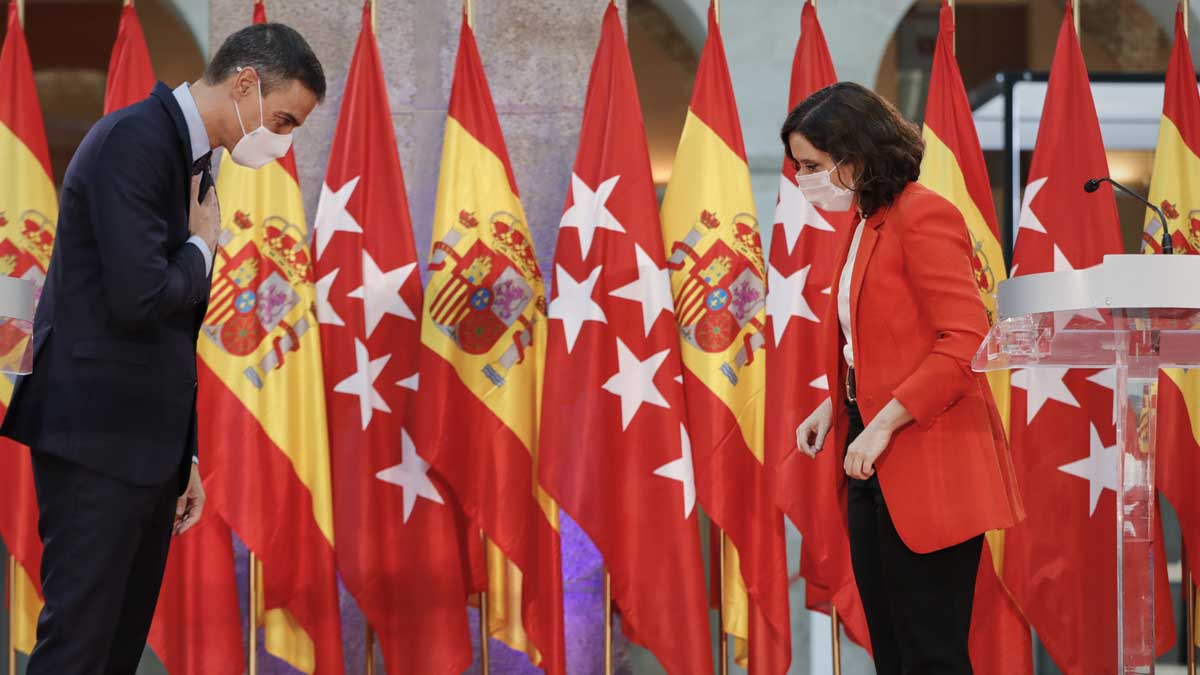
[204,23,326,102]
[780,82,924,217]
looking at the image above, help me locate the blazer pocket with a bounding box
[71,339,152,366]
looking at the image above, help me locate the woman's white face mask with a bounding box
[794,161,855,212]
[229,69,294,169]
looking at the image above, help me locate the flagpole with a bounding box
[1185,547,1196,675]
[1072,0,1081,35]
[465,0,474,28]
[370,0,377,31]
[713,0,720,23]
[604,572,613,675]
[14,0,22,26]
[717,531,728,675]
[479,531,490,675]
[365,625,376,675]
[948,0,956,54]
[831,606,843,675]
[7,556,16,675]
[249,552,258,675]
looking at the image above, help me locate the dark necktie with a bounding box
[192,151,213,204]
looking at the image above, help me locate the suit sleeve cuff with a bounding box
[187,236,213,275]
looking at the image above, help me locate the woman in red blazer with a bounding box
[787,83,1024,675]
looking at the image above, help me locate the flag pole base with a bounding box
[718,531,728,675]
[248,551,258,675]
[365,624,376,675]
[831,606,843,675]
[479,531,490,675]
[7,555,17,675]
[604,572,613,675]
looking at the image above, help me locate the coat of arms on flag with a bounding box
[427,208,545,385]
[667,209,765,384]
[203,210,316,386]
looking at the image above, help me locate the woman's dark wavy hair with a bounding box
[780,82,923,217]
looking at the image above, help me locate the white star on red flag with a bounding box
[1012,367,1080,424]
[561,173,626,259]
[609,243,674,338]
[315,268,345,327]
[766,262,819,344]
[601,338,670,431]
[774,174,833,255]
[314,176,364,258]
[653,424,697,519]
[347,252,416,338]
[1057,423,1118,517]
[375,429,445,523]
[548,264,607,353]
[1017,176,1048,236]
[333,339,393,430]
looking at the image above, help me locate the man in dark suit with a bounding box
[0,22,324,674]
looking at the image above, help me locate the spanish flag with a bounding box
[196,2,344,673]
[411,9,565,673]
[918,2,1031,673]
[0,0,53,656]
[660,2,790,671]
[1148,5,1200,651]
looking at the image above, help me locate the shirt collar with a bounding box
[171,82,211,164]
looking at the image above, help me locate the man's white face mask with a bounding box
[795,161,855,212]
[229,69,293,169]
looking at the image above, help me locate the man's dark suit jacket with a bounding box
[1,82,211,491]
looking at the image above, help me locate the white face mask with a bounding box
[795,162,855,212]
[229,70,293,169]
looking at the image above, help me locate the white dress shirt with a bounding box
[837,218,867,367]
[171,82,215,275]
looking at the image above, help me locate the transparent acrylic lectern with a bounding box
[0,274,36,375]
[974,254,1200,674]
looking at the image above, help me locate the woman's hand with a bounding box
[844,423,892,479]
[796,398,833,457]
[844,398,914,479]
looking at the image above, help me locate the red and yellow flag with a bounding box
[316,3,472,673]
[660,2,790,671]
[537,4,711,673]
[763,0,869,653]
[918,3,1031,673]
[100,5,248,674]
[103,2,154,114]
[0,0,54,656]
[411,10,565,674]
[1148,6,1200,652]
[197,3,344,673]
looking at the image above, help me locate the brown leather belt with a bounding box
[846,366,857,404]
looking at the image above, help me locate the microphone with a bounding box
[1085,177,1173,254]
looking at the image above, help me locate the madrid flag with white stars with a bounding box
[1003,5,1174,673]
[661,2,790,671]
[538,5,711,674]
[314,3,472,674]
[411,11,565,673]
[762,0,869,652]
